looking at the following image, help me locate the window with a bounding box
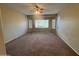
[29,20,32,28]
[52,19,56,29]
[35,20,49,28]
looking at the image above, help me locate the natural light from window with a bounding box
[35,20,49,28]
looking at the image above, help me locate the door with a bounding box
[0,8,6,55]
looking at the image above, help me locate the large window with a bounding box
[35,20,49,28]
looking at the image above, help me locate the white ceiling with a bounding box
[0,3,68,15]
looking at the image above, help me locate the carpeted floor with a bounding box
[6,31,78,56]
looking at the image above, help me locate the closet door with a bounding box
[0,8,6,55]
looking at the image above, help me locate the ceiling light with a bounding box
[32,4,44,15]
[34,10,40,15]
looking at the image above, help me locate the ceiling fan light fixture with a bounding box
[34,10,41,15]
[32,4,43,15]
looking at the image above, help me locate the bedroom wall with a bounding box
[56,4,79,55]
[0,6,28,43]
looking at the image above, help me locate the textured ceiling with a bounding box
[0,3,68,15]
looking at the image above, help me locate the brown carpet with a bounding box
[6,31,78,56]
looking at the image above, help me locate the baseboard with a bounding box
[5,31,26,44]
[56,31,79,55]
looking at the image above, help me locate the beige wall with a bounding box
[56,4,79,55]
[1,6,28,43]
[0,8,6,55]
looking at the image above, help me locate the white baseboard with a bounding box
[5,31,26,44]
[56,31,79,55]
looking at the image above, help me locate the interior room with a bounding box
[0,3,79,56]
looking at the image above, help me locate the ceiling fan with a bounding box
[32,4,44,15]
